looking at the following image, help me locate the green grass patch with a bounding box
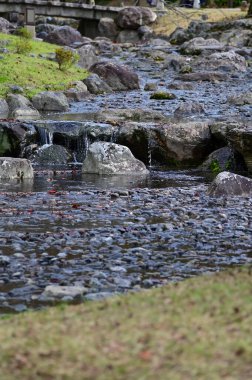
[0,33,88,98]
[0,267,252,379]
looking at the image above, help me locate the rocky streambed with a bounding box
[1,13,252,313]
[0,174,251,314]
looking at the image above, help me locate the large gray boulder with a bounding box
[208,171,252,196]
[177,71,228,82]
[200,147,241,173]
[77,45,98,69]
[169,27,188,45]
[227,126,252,173]
[115,7,157,30]
[64,80,89,102]
[174,101,205,118]
[90,61,140,91]
[43,26,84,46]
[116,30,140,44]
[98,18,119,40]
[33,145,72,165]
[7,94,40,120]
[0,99,9,119]
[199,50,247,72]
[0,122,30,156]
[0,157,33,179]
[36,23,57,39]
[228,92,252,106]
[0,17,15,33]
[32,91,69,112]
[82,142,149,175]
[180,37,224,55]
[83,74,112,94]
[156,121,211,164]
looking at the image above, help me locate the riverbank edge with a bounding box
[1,266,252,379]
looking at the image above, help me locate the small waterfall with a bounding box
[110,128,119,143]
[148,140,152,168]
[75,129,91,162]
[37,127,53,146]
[146,128,154,168]
[72,152,78,164]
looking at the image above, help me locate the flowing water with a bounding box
[0,42,252,313]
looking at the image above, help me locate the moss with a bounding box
[209,159,221,174]
[150,92,176,100]
[179,65,193,74]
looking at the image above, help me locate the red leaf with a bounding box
[138,350,152,361]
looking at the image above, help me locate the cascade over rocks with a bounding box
[82,142,149,175]
[115,7,157,30]
[0,157,33,179]
[90,61,140,91]
[208,171,252,196]
[32,92,69,112]
[116,121,212,165]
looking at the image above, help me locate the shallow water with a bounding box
[0,168,251,314]
[1,42,252,314]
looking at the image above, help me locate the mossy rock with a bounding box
[150,92,176,100]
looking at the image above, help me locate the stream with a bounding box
[0,38,252,314]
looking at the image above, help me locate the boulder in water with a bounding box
[180,37,224,55]
[83,74,112,94]
[174,101,205,118]
[208,171,252,196]
[0,157,33,179]
[82,142,149,175]
[90,61,140,91]
[34,144,72,165]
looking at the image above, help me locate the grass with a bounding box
[0,33,88,98]
[152,7,247,36]
[0,267,252,380]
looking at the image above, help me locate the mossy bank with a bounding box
[0,267,252,380]
[0,33,88,98]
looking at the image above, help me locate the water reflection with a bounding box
[0,168,206,193]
